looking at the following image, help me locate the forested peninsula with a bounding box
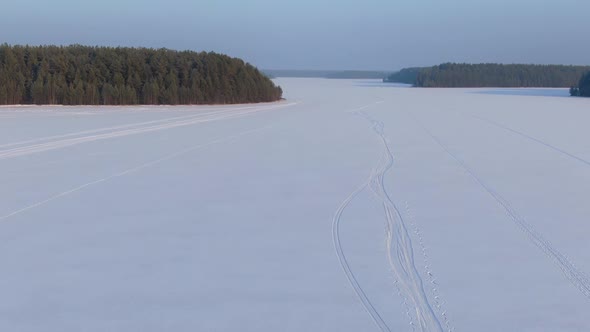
[0,45,283,105]
[385,63,590,88]
[382,67,421,85]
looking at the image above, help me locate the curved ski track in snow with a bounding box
[332,102,446,332]
[332,169,393,332]
[359,110,444,332]
[332,103,393,332]
[0,103,295,160]
[414,116,590,301]
[404,202,454,332]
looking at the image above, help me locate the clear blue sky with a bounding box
[1,0,588,70]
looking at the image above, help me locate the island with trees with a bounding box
[0,44,283,105]
[384,63,590,89]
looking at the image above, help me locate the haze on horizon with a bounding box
[1,0,588,71]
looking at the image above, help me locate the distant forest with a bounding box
[384,63,590,88]
[0,44,283,105]
[325,70,391,79]
[415,63,590,88]
[383,67,421,84]
[263,69,390,79]
[570,72,590,97]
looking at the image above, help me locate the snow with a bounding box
[0,79,589,331]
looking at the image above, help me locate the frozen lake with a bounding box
[0,79,589,331]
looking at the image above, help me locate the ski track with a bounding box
[332,103,393,332]
[358,110,444,332]
[413,116,590,301]
[332,102,446,332]
[471,115,590,168]
[0,105,257,149]
[404,201,455,332]
[332,168,393,332]
[0,103,296,160]
[0,126,272,223]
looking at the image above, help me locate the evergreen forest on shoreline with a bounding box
[0,44,283,105]
[384,63,590,96]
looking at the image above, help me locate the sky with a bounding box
[1,0,589,70]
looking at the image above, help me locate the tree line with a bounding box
[416,63,590,88]
[384,63,590,88]
[569,72,590,97]
[325,70,390,79]
[0,44,282,105]
[383,67,422,84]
[262,69,390,79]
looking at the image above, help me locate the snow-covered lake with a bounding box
[1,78,589,331]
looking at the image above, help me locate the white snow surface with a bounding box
[0,78,589,331]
